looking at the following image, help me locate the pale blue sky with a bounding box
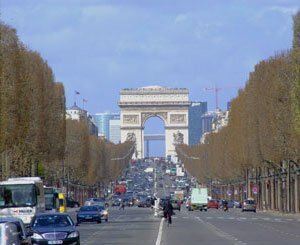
[2,0,298,115]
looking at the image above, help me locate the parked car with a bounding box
[242,198,256,212]
[66,198,80,208]
[207,199,219,209]
[30,213,80,245]
[0,222,22,245]
[77,205,102,223]
[0,217,32,244]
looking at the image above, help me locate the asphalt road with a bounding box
[66,163,300,245]
[161,208,300,245]
[69,207,160,245]
[68,205,300,245]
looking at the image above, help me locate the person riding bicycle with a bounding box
[163,200,174,225]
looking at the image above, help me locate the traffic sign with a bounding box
[252,186,258,194]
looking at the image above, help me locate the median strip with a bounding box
[155,218,164,245]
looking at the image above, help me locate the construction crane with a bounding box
[204,85,242,110]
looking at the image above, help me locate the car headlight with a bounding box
[68,231,79,238]
[32,233,43,240]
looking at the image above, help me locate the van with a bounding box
[0,222,21,245]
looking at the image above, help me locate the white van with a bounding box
[0,222,21,245]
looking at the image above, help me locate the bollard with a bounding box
[154,198,160,217]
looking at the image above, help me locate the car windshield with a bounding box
[246,200,255,204]
[80,206,98,211]
[33,215,73,227]
[0,184,37,208]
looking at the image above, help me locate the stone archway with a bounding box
[119,86,190,158]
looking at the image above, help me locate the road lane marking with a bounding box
[195,216,247,245]
[155,218,164,245]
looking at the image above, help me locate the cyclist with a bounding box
[163,200,174,226]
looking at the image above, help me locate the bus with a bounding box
[114,183,127,194]
[44,186,59,212]
[0,177,45,225]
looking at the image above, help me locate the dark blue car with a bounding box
[30,213,80,245]
[76,205,102,224]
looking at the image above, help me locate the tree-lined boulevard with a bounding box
[176,12,300,214]
[0,5,299,245]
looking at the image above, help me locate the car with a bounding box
[84,197,105,206]
[94,205,109,222]
[227,200,242,208]
[137,197,152,208]
[0,217,32,244]
[207,199,219,209]
[30,213,80,245]
[66,198,80,208]
[111,199,121,206]
[77,205,102,223]
[170,199,181,211]
[242,198,256,212]
[122,197,134,206]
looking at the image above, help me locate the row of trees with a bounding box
[60,119,134,189]
[0,23,66,178]
[177,12,300,212]
[0,23,134,193]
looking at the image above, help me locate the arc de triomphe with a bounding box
[119,86,190,158]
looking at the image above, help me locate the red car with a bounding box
[207,199,219,209]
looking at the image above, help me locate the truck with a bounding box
[176,167,185,177]
[0,177,45,225]
[189,187,208,211]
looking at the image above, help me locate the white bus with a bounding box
[0,177,45,225]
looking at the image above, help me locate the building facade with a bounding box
[92,113,120,140]
[109,119,121,144]
[188,101,207,145]
[200,109,229,143]
[66,103,98,136]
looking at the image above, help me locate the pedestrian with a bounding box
[119,200,125,211]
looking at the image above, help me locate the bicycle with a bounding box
[165,213,172,226]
